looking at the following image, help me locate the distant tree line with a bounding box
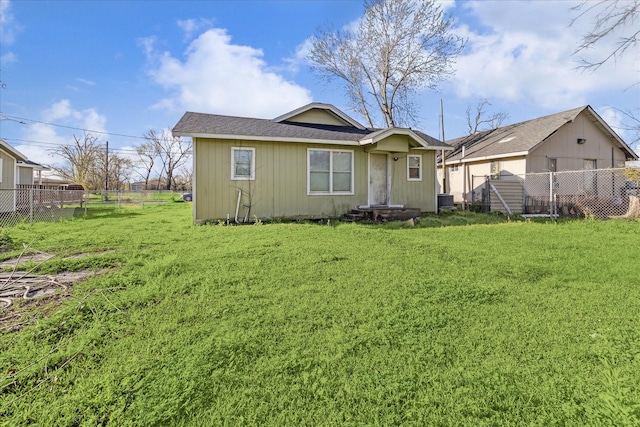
[53,129,192,192]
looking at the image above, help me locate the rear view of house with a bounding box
[173,103,450,223]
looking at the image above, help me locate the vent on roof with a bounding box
[498,136,515,143]
[577,138,586,144]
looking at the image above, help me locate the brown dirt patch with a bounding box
[0,251,111,332]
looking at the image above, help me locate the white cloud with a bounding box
[42,99,107,132]
[16,100,108,166]
[177,18,212,42]
[1,51,15,64]
[0,0,19,45]
[144,27,312,118]
[449,1,638,110]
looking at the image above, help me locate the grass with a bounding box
[0,203,639,426]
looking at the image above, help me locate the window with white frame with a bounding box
[308,149,353,194]
[231,147,255,180]
[450,164,459,173]
[407,155,422,181]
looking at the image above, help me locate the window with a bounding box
[450,164,459,173]
[308,149,353,194]
[407,155,422,181]
[231,147,255,180]
[490,161,501,180]
[548,158,557,172]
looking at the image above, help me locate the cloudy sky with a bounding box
[0,0,638,167]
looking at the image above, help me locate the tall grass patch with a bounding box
[1,204,639,425]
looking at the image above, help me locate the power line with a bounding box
[0,113,158,141]
[2,137,143,155]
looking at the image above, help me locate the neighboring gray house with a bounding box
[438,106,638,205]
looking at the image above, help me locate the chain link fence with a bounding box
[0,188,87,228]
[476,167,639,219]
[0,189,184,228]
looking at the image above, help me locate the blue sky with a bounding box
[0,0,638,167]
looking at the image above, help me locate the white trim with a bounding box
[307,148,355,196]
[173,132,363,146]
[0,139,28,162]
[231,147,255,181]
[358,127,445,150]
[438,151,529,166]
[407,154,422,181]
[367,153,391,206]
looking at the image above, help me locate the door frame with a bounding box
[368,153,390,207]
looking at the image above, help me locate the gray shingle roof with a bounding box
[173,112,371,141]
[172,111,449,148]
[441,106,637,162]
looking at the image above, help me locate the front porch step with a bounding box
[342,207,421,222]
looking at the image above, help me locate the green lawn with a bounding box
[1,203,639,426]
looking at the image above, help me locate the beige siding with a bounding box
[366,135,410,153]
[17,166,33,185]
[285,109,351,127]
[0,152,15,190]
[528,112,627,172]
[390,150,437,212]
[194,139,438,221]
[439,156,525,204]
[194,138,367,221]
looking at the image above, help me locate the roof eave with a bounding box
[175,132,361,146]
[438,151,529,165]
[358,128,451,150]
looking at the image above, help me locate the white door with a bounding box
[369,153,388,206]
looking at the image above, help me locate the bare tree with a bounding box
[53,133,104,190]
[134,142,159,190]
[102,153,134,191]
[570,0,639,71]
[571,1,639,149]
[145,129,192,190]
[308,0,465,128]
[466,99,509,135]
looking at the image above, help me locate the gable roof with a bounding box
[441,105,638,163]
[0,139,29,162]
[272,102,366,129]
[173,104,450,150]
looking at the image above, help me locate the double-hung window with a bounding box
[308,149,353,194]
[231,147,255,180]
[407,155,422,181]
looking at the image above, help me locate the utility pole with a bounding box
[105,141,109,200]
[440,99,447,194]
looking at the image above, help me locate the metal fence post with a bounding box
[29,188,34,224]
